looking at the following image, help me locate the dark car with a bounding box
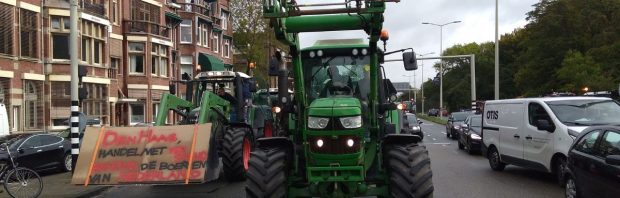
[0,133,72,173]
[428,109,440,117]
[405,113,423,139]
[563,126,620,198]
[446,112,473,140]
[458,115,482,154]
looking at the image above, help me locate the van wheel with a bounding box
[488,147,506,171]
[554,157,567,186]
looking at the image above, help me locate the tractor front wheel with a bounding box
[222,127,252,181]
[245,148,287,198]
[386,143,434,198]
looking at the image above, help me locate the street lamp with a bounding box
[418,52,434,114]
[422,20,461,111]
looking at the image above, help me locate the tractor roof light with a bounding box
[380,29,390,42]
[309,51,316,58]
[317,50,324,57]
[352,49,359,56]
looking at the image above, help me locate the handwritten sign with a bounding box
[72,124,212,185]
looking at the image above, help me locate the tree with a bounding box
[556,50,614,92]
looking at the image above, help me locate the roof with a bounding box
[485,97,611,104]
[302,39,368,51]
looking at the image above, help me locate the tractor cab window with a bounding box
[303,53,370,103]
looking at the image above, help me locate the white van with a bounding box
[481,97,620,182]
[0,103,9,136]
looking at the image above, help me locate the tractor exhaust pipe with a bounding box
[276,51,290,133]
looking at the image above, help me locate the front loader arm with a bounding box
[155,93,194,126]
[197,91,231,124]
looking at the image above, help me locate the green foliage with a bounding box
[423,0,620,111]
[417,114,448,125]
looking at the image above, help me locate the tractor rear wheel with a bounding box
[222,127,252,181]
[386,143,434,198]
[246,148,287,198]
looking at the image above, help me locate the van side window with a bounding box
[528,103,551,126]
[575,130,601,155]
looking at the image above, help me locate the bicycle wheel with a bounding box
[3,167,43,198]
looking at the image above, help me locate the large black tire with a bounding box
[554,156,567,187]
[386,143,434,198]
[221,127,252,181]
[488,146,506,171]
[246,148,287,198]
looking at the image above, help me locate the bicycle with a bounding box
[0,143,43,198]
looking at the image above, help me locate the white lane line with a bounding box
[429,143,451,145]
[441,144,447,147]
[441,132,447,135]
[432,138,437,141]
[427,134,431,137]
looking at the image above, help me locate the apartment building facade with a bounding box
[0,0,233,133]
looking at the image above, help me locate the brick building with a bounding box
[0,0,233,133]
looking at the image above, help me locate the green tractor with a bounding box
[155,70,274,182]
[246,1,434,197]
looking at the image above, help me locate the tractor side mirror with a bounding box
[403,52,418,71]
[383,79,397,100]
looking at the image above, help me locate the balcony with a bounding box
[82,1,106,17]
[177,2,211,16]
[124,20,171,38]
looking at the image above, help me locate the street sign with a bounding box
[72,124,212,185]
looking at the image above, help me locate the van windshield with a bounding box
[545,100,620,126]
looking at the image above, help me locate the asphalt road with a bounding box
[92,119,564,198]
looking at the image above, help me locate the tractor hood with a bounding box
[308,97,361,117]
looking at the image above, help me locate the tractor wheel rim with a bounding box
[243,138,251,171]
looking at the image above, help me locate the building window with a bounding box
[0,4,13,55]
[109,57,120,78]
[223,38,230,58]
[130,103,144,125]
[20,9,37,58]
[153,103,159,121]
[81,83,108,124]
[131,0,160,22]
[152,44,168,77]
[197,22,209,47]
[180,20,192,43]
[212,31,219,53]
[25,81,42,130]
[51,16,70,60]
[220,11,228,30]
[112,0,120,25]
[180,55,193,77]
[129,42,145,74]
[81,20,105,65]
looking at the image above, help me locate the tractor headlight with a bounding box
[346,139,355,147]
[339,116,362,129]
[316,139,324,148]
[470,133,482,140]
[308,117,329,129]
[272,106,281,113]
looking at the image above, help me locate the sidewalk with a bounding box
[0,172,110,198]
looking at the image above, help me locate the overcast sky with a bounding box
[295,0,539,89]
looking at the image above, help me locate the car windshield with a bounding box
[469,116,482,127]
[407,114,418,125]
[546,99,620,126]
[303,54,370,103]
[452,113,471,122]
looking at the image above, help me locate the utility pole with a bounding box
[418,52,434,114]
[495,0,500,100]
[69,0,80,172]
[422,21,461,111]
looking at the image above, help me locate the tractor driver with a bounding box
[217,86,237,105]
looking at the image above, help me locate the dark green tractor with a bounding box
[246,1,434,197]
[155,71,273,182]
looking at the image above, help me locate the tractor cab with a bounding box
[182,71,256,124]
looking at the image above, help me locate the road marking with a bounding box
[442,144,446,147]
[428,143,451,145]
[427,134,431,137]
[441,132,447,135]
[432,138,437,141]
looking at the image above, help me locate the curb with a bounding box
[74,186,112,198]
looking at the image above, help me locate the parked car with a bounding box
[405,113,423,139]
[482,97,620,185]
[446,112,473,139]
[428,109,439,117]
[458,115,482,154]
[0,133,72,172]
[564,126,620,198]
